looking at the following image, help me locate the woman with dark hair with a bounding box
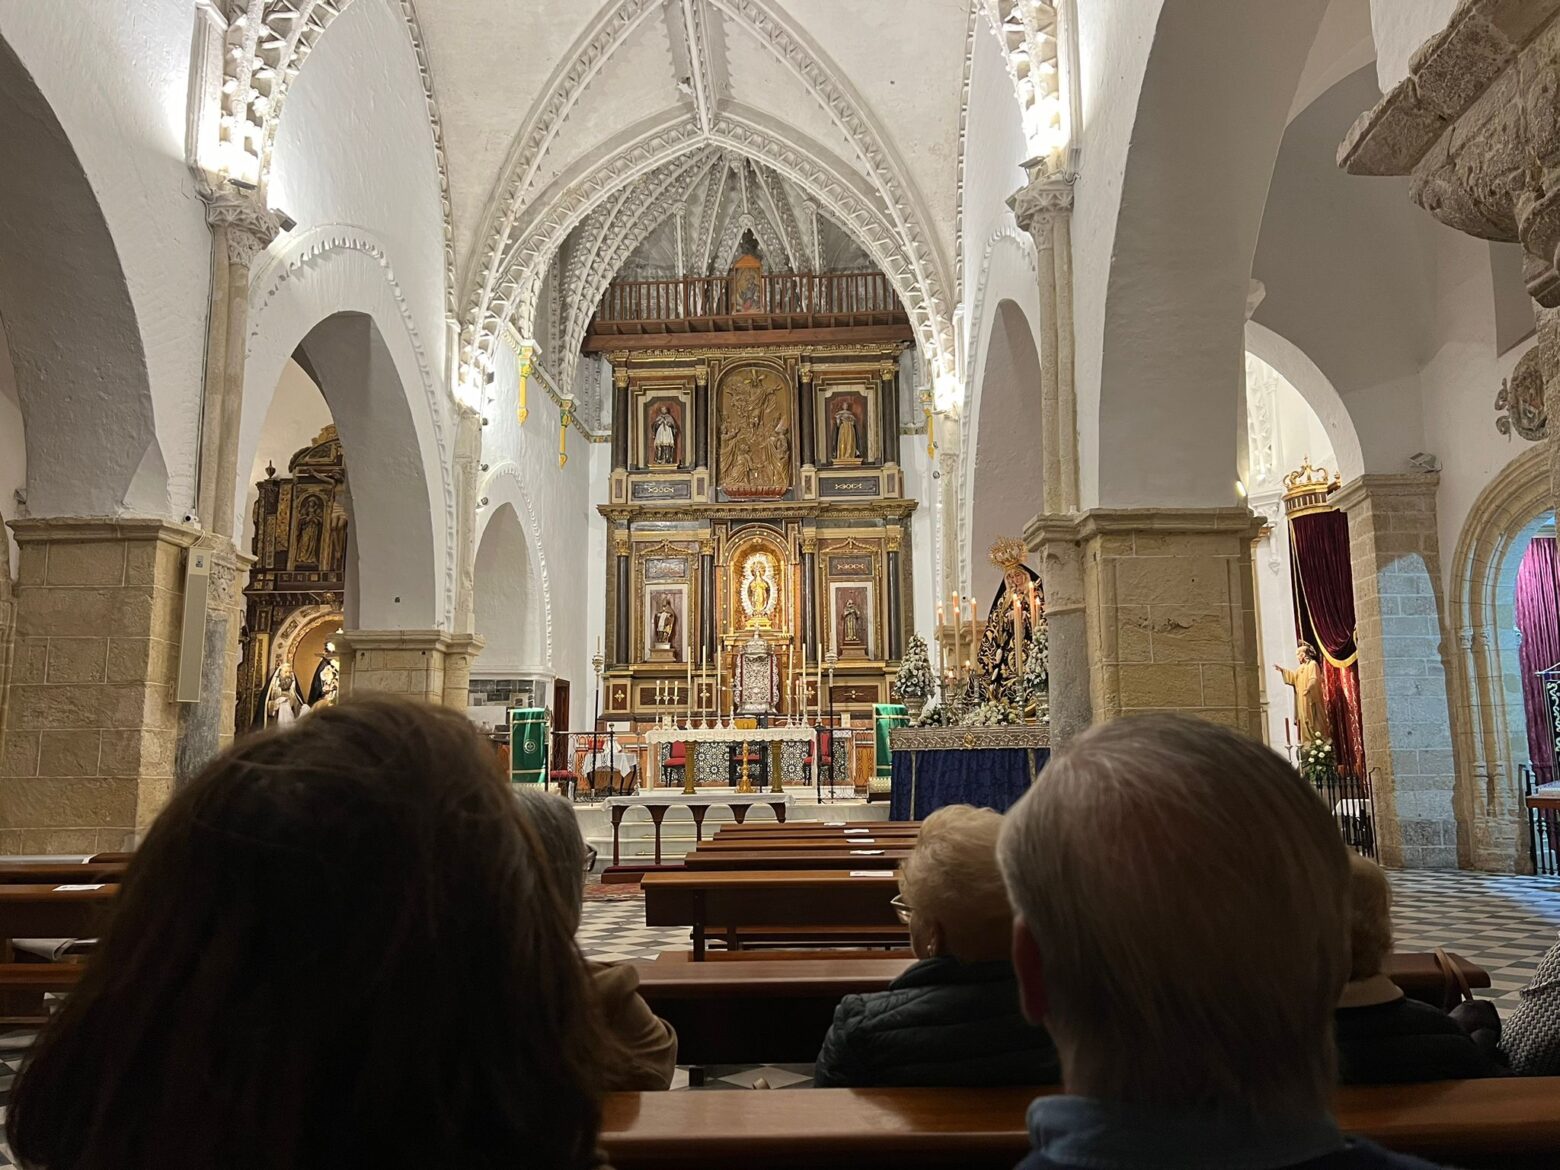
[515,787,677,1089]
[7,698,609,1170]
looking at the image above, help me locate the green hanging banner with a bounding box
[873,703,909,781]
[509,707,549,786]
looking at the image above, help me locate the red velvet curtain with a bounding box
[1289,509,1366,778]
[1515,536,1560,782]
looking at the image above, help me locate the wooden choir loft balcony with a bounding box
[582,270,915,352]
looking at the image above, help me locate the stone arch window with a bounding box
[1448,445,1552,873]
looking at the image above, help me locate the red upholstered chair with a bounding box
[803,731,834,783]
[663,741,688,788]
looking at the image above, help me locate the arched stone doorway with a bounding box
[1449,446,1553,872]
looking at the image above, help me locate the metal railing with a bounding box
[1522,764,1559,876]
[548,722,855,803]
[1310,766,1378,859]
[591,269,902,326]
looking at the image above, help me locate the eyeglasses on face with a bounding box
[890,893,913,925]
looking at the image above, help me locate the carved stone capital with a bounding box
[879,361,897,383]
[885,526,903,553]
[1340,2,1560,304]
[613,532,631,558]
[1008,176,1076,246]
[613,365,631,390]
[1495,346,1547,440]
[203,190,283,269]
[699,538,716,556]
[801,533,819,554]
[798,362,814,383]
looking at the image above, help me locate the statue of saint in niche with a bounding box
[653,594,679,661]
[294,495,325,566]
[742,556,777,627]
[1276,642,1331,746]
[834,403,860,462]
[264,663,309,727]
[842,598,864,644]
[651,406,678,466]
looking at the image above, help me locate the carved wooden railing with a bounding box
[588,270,905,336]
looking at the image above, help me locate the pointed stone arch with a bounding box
[0,32,163,518]
[1447,444,1551,873]
[475,463,555,671]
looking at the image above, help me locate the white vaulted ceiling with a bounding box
[407,0,966,381]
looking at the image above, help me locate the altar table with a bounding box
[642,724,818,788]
[603,791,791,866]
[888,725,1051,821]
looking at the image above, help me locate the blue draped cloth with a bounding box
[889,747,1048,820]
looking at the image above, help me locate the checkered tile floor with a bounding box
[0,869,1551,1161]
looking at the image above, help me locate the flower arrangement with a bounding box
[1298,734,1335,782]
[893,635,935,704]
[962,699,1022,727]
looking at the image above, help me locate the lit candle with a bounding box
[1012,590,1026,677]
[1028,580,1039,626]
[952,592,963,666]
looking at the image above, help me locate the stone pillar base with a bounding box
[1335,474,1458,870]
[1028,508,1264,737]
[0,518,200,853]
[337,630,484,707]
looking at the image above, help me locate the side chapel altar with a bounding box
[888,538,1053,818]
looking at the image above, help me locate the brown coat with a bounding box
[591,962,678,1091]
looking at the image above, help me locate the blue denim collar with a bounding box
[1027,1094,1345,1170]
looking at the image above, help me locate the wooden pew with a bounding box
[0,862,126,885]
[0,884,117,939]
[716,822,921,834]
[643,870,899,960]
[684,849,912,871]
[632,951,1491,1064]
[635,957,913,1063]
[600,1080,1560,1170]
[692,836,911,854]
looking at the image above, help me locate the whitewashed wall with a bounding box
[0,0,211,518]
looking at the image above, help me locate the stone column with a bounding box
[1025,513,1092,743]
[1009,170,1080,512]
[612,527,631,667]
[0,518,199,852]
[1334,474,1459,869]
[336,629,484,707]
[451,406,484,639]
[797,362,816,482]
[879,361,901,469]
[700,536,717,665]
[1027,509,1264,738]
[885,525,904,661]
[801,531,819,660]
[694,365,710,470]
[612,365,631,472]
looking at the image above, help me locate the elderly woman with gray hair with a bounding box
[513,787,678,1091]
[813,804,1060,1087]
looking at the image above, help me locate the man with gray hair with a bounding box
[998,714,1446,1169]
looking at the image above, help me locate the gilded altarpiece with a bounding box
[599,342,916,729]
[235,427,349,731]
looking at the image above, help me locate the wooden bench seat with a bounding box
[684,849,912,870]
[0,884,117,940]
[600,1080,1560,1170]
[643,870,900,960]
[632,950,1491,1065]
[0,863,126,885]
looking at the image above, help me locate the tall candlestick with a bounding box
[686,651,693,722]
[952,592,963,670]
[1012,591,1026,679]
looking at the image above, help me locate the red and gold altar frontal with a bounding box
[598,342,916,723]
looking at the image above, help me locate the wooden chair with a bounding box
[663,741,689,789]
[802,731,834,784]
